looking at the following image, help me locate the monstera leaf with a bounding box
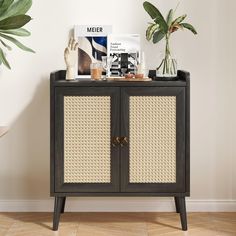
[0,0,34,69]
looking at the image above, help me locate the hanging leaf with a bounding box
[0,0,32,21]
[143,1,168,33]
[146,23,158,41]
[180,23,197,34]
[166,9,174,28]
[0,38,12,50]
[0,32,35,52]
[0,0,14,15]
[171,14,187,27]
[0,28,30,36]
[0,47,11,69]
[0,15,31,30]
[153,30,165,44]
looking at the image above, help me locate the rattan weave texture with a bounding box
[129,96,176,183]
[64,96,111,183]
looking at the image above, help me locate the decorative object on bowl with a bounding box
[0,0,35,69]
[143,1,197,77]
[135,73,144,79]
[64,38,78,81]
[125,72,135,79]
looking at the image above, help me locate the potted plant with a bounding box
[143,1,197,78]
[0,0,34,69]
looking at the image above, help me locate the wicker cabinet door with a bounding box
[121,87,186,193]
[54,87,120,193]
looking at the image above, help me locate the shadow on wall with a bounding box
[0,77,50,199]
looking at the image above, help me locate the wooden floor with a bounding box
[0,212,236,236]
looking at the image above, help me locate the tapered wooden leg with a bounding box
[178,197,187,231]
[174,197,180,213]
[61,197,66,214]
[53,197,63,231]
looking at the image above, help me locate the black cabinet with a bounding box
[50,70,190,231]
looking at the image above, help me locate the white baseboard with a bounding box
[0,199,236,212]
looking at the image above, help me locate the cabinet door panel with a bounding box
[121,87,185,193]
[54,87,120,193]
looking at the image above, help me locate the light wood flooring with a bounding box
[0,212,236,236]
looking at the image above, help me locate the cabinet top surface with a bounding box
[51,70,190,87]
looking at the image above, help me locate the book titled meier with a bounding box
[74,25,112,78]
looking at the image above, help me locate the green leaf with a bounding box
[171,14,187,26]
[153,30,165,44]
[0,28,30,36]
[0,32,35,52]
[143,1,168,33]
[143,1,159,19]
[0,0,32,21]
[180,23,197,34]
[0,0,14,15]
[146,23,158,41]
[0,47,11,69]
[0,38,12,50]
[0,15,31,30]
[166,9,174,28]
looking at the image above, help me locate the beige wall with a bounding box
[0,0,235,205]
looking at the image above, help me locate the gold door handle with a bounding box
[112,137,120,147]
[120,137,128,147]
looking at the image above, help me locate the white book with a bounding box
[107,34,140,77]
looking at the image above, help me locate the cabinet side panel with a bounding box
[64,96,111,183]
[50,75,55,195]
[129,96,176,183]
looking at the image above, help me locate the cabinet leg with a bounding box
[61,197,66,214]
[174,197,180,213]
[177,197,187,231]
[53,197,63,231]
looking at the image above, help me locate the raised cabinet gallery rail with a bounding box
[50,70,190,231]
